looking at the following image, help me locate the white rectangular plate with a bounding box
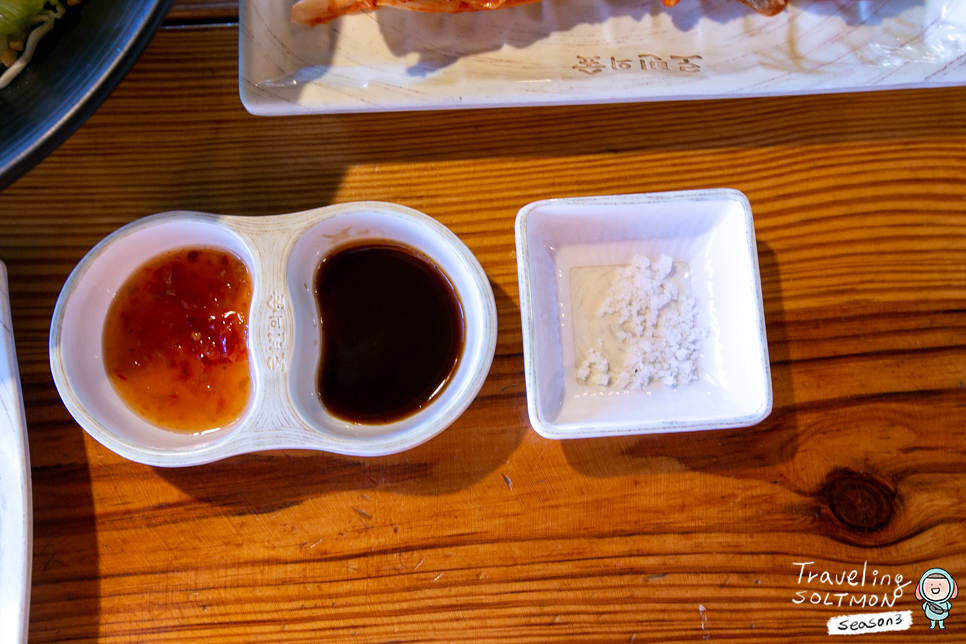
[0,261,32,643]
[240,0,966,114]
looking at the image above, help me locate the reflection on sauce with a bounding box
[103,248,253,433]
[316,242,464,423]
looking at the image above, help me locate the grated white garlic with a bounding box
[595,254,703,389]
[576,348,610,385]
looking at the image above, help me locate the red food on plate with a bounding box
[292,0,787,26]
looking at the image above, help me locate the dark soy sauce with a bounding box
[315,241,465,423]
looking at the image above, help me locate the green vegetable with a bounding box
[0,0,46,41]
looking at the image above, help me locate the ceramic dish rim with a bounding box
[0,261,33,644]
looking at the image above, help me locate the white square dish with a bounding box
[514,189,772,439]
[240,0,966,114]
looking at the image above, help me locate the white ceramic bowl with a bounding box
[50,203,497,466]
[515,189,772,439]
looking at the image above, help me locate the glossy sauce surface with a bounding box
[103,248,253,432]
[316,242,464,423]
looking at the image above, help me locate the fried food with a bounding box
[291,0,545,25]
[292,0,789,25]
[661,0,786,14]
[733,0,787,15]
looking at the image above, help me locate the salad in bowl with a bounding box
[0,0,76,89]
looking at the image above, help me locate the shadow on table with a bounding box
[28,403,100,640]
[561,241,799,480]
[155,279,527,511]
[215,87,958,219]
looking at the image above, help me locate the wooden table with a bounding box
[3,1,966,641]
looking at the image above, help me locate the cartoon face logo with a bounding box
[924,577,953,600]
[917,568,959,630]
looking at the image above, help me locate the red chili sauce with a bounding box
[103,248,253,432]
[315,242,464,423]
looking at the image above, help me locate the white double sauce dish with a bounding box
[49,202,498,467]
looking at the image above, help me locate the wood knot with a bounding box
[821,468,895,533]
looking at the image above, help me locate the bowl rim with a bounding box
[514,188,773,439]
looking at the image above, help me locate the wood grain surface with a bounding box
[167,0,238,22]
[2,6,966,642]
